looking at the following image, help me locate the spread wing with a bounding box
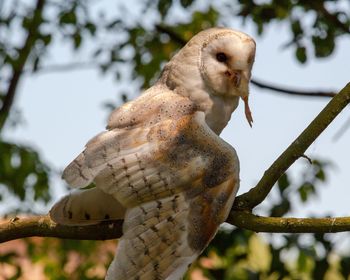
[53,91,240,279]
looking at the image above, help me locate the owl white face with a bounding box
[199,30,256,126]
[160,28,256,127]
[200,31,256,99]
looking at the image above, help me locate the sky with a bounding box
[3,1,350,239]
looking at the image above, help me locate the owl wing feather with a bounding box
[50,187,126,225]
[105,110,239,280]
[52,90,240,279]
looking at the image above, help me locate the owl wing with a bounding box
[104,111,239,280]
[53,100,239,279]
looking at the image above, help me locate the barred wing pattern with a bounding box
[52,91,240,279]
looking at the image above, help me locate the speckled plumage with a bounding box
[50,27,256,280]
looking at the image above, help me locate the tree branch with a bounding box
[251,79,336,98]
[233,82,350,210]
[0,0,46,132]
[31,61,97,74]
[228,211,350,233]
[3,210,350,243]
[0,215,123,243]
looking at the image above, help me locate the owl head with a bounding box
[198,28,255,98]
[160,27,256,126]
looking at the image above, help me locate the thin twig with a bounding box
[30,61,97,74]
[0,0,46,132]
[251,79,336,98]
[300,154,313,164]
[332,115,350,141]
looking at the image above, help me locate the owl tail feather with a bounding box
[105,193,198,280]
[50,187,126,226]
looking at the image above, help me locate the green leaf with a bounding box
[41,34,52,46]
[315,169,326,181]
[312,259,329,280]
[73,32,82,49]
[340,257,350,278]
[312,34,335,58]
[158,0,173,18]
[180,0,194,8]
[296,46,307,63]
[85,22,96,36]
[298,182,315,203]
[270,199,291,217]
[277,173,290,195]
[269,248,289,278]
[0,141,51,208]
[291,19,302,36]
[21,16,31,30]
[297,251,308,272]
[59,11,77,25]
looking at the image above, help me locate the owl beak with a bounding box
[232,71,242,88]
[242,95,253,127]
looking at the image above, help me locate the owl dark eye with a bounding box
[216,52,227,63]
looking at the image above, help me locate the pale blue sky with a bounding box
[3,1,350,230]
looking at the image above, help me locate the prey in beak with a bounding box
[230,70,254,127]
[242,95,253,127]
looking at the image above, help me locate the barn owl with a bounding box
[50,27,256,280]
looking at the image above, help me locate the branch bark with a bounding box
[0,0,45,132]
[0,215,123,243]
[228,211,350,233]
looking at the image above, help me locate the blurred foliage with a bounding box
[0,238,116,280]
[188,228,346,280]
[237,0,349,63]
[0,0,350,279]
[269,159,331,218]
[0,141,50,213]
